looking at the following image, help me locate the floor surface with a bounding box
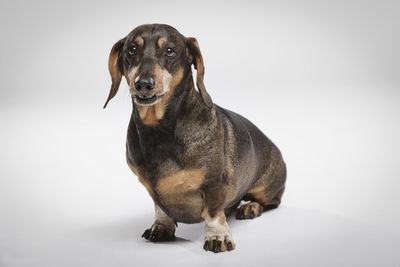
[1,106,399,267]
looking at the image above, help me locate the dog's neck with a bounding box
[133,97,171,127]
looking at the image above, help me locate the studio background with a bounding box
[1,0,399,266]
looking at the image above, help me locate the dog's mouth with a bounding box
[134,93,166,106]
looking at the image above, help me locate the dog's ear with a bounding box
[186,37,213,109]
[103,38,126,109]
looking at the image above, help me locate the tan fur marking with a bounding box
[201,207,208,219]
[240,202,263,217]
[138,105,158,125]
[157,37,166,48]
[247,185,268,205]
[137,66,184,126]
[156,169,205,195]
[126,66,139,89]
[135,37,144,47]
[247,185,264,195]
[217,210,226,225]
[201,209,227,226]
[108,52,120,82]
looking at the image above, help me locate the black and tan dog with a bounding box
[104,24,286,253]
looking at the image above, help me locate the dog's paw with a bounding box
[141,223,175,242]
[236,202,263,220]
[203,234,235,253]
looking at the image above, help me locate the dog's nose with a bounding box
[134,77,155,93]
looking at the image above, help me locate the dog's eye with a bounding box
[165,47,175,57]
[128,45,138,56]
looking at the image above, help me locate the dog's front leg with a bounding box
[142,204,176,242]
[202,208,235,253]
[201,186,236,253]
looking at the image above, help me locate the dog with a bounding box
[104,24,286,253]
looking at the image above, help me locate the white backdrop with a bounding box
[1,0,399,266]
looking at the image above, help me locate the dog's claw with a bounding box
[249,210,255,218]
[142,229,151,239]
[227,241,233,251]
[217,242,222,252]
[150,226,158,240]
[211,240,217,251]
[203,240,210,250]
[204,237,234,253]
[213,240,222,253]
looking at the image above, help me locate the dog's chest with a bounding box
[152,169,205,223]
[127,121,211,223]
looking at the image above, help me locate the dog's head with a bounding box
[104,24,212,109]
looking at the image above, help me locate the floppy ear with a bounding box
[103,38,126,109]
[186,37,213,109]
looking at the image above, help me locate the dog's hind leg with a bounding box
[236,145,286,220]
[142,204,176,242]
[236,186,285,219]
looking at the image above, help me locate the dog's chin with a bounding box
[133,93,167,106]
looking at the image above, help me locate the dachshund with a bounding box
[104,24,286,253]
